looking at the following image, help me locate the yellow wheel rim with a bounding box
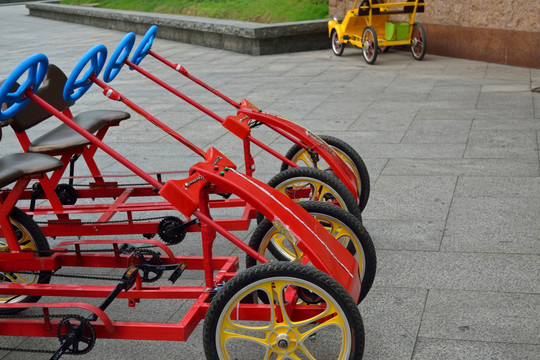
[259,213,366,279]
[216,277,351,359]
[290,146,362,195]
[274,177,348,209]
[0,218,40,303]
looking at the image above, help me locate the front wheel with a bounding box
[0,207,51,314]
[203,262,365,360]
[331,29,344,56]
[247,201,376,303]
[362,26,378,65]
[411,23,426,61]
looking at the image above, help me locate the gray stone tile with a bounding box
[413,338,540,360]
[455,176,540,197]
[427,85,481,101]
[476,91,534,110]
[360,287,427,360]
[419,289,540,344]
[349,108,417,132]
[353,143,465,159]
[485,63,532,81]
[375,250,539,293]
[464,130,539,159]
[415,108,476,121]
[364,175,456,221]
[481,83,533,92]
[402,120,472,144]
[384,75,437,94]
[442,196,540,254]
[474,106,535,120]
[382,158,539,177]
[322,129,405,144]
[472,117,540,131]
[364,219,444,251]
[442,60,488,77]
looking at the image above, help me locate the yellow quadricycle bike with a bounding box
[328,0,426,64]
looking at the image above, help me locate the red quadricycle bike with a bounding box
[1,36,377,301]
[0,51,372,359]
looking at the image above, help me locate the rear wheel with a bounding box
[411,23,426,60]
[362,26,378,64]
[331,29,344,56]
[280,135,370,212]
[247,201,376,303]
[0,207,51,314]
[203,262,365,360]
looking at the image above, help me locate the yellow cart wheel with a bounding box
[246,201,377,303]
[361,26,378,64]
[411,23,426,60]
[267,167,362,221]
[202,262,365,360]
[0,207,51,314]
[331,29,344,56]
[279,135,370,212]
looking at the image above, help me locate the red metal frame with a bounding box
[127,52,361,198]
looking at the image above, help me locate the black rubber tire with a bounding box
[331,29,344,56]
[203,262,364,360]
[0,207,51,314]
[247,201,376,303]
[280,135,370,212]
[411,23,426,61]
[267,167,362,221]
[362,26,378,65]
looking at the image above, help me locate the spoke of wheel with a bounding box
[269,231,303,261]
[317,183,344,206]
[220,318,271,351]
[333,149,360,185]
[277,353,304,360]
[5,272,37,284]
[274,281,332,327]
[294,152,315,168]
[220,283,280,354]
[297,312,347,357]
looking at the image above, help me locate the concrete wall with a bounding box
[26,2,330,56]
[329,0,540,68]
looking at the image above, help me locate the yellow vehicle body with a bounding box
[328,0,426,64]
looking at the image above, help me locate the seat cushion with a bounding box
[0,153,63,188]
[28,110,130,154]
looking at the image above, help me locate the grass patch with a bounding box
[60,0,329,23]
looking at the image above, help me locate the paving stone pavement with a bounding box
[1,4,539,360]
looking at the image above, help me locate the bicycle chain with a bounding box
[5,245,159,281]
[0,247,161,355]
[0,313,92,355]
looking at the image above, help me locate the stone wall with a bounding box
[330,0,539,32]
[329,0,540,67]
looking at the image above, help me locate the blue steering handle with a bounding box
[0,53,48,121]
[63,44,107,103]
[103,32,136,83]
[130,25,157,68]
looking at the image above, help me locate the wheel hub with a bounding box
[277,334,289,349]
[270,326,299,354]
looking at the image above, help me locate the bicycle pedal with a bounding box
[168,262,187,283]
